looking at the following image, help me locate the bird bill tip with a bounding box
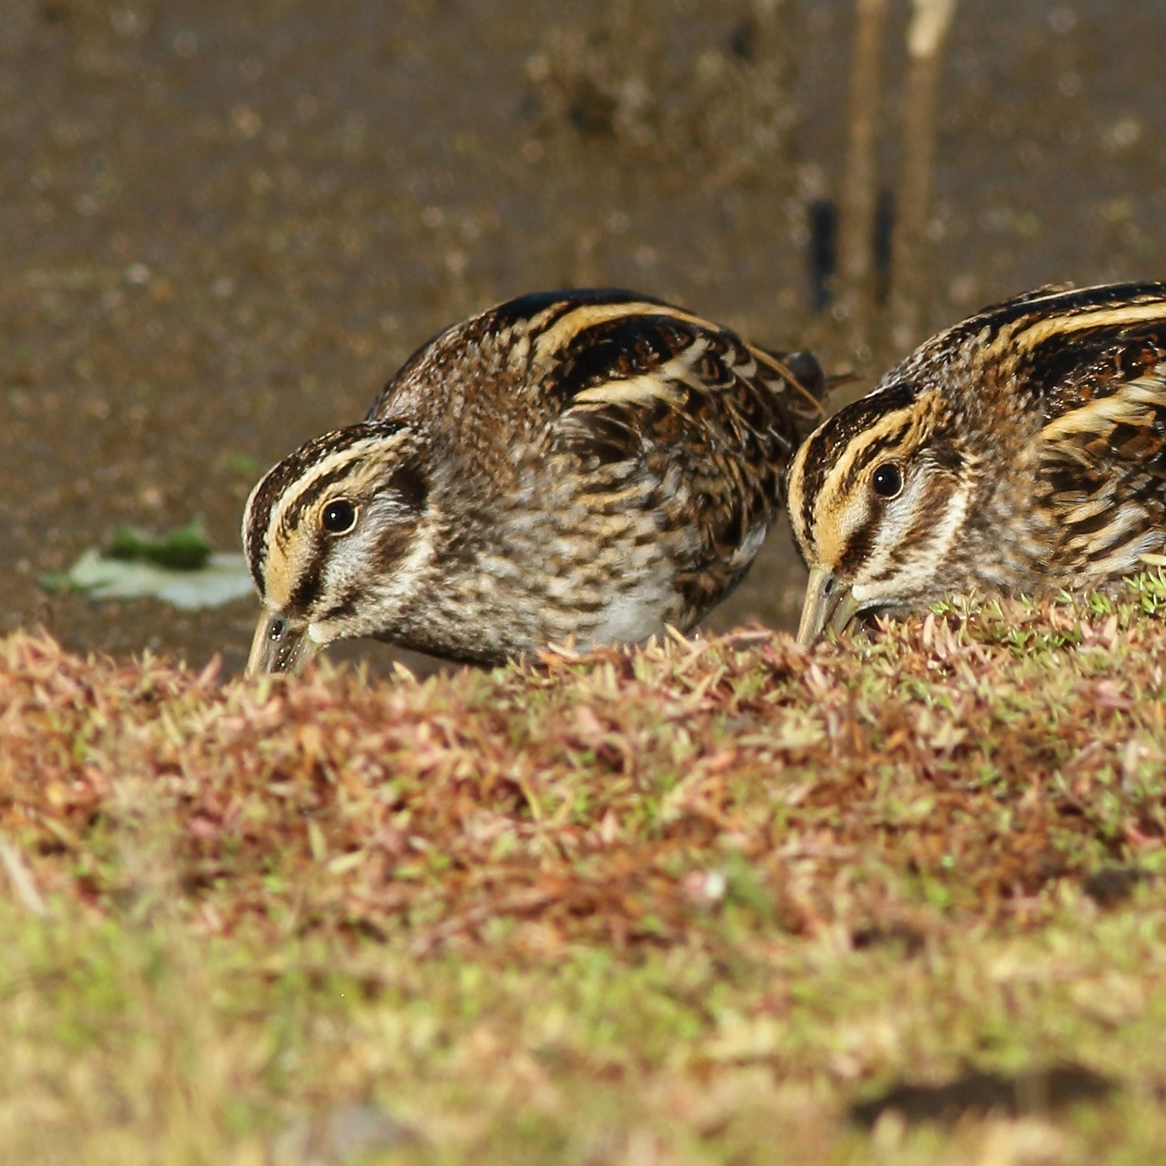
[795,566,860,647]
[245,609,322,678]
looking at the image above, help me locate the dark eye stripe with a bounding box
[284,555,327,618]
[836,519,878,577]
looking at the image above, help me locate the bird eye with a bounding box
[321,499,358,535]
[871,463,903,499]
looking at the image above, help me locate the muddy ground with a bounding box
[1,0,1163,675]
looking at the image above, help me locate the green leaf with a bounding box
[41,532,254,611]
[107,519,213,571]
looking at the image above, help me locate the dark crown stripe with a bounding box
[244,422,408,589]
[277,461,364,535]
[795,380,922,538]
[836,426,916,499]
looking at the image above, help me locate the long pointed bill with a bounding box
[796,565,862,647]
[245,609,323,677]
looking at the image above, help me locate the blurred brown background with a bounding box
[2,0,1164,674]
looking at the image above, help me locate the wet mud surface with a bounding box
[1,0,1164,675]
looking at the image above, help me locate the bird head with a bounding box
[242,421,431,675]
[786,380,976,645]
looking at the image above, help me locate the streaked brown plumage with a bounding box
[243,289,827,674]
[787,282,1166,645]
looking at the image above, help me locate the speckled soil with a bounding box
[2,0,1164,674]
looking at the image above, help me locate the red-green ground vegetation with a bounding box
[3,577,1166,1163]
